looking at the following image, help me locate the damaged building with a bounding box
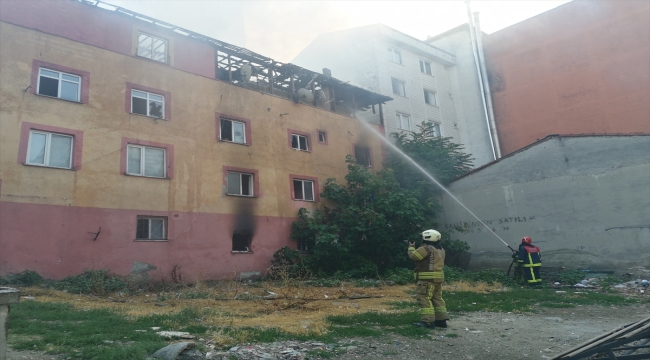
[0,0,391,282]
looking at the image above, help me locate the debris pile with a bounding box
[151,340,342,359]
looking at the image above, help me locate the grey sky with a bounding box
[108,0,570,63]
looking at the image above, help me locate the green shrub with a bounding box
[442,266,514,285]
[383,267,414,285]
[52,269,128,295]
[558,269,586,285]
[1,270,44,286]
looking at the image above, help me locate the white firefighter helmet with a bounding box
[422,229,441,242]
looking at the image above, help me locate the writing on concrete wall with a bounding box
[444,216,537,233]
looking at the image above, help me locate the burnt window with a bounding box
[131,89,164,119]
[220,118,246,144]
[291,134,309,151]
[136,216,167,240]
[232,231,252,252]
[354,146,371,167]
[293,179,315,201]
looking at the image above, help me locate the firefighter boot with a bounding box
[414,321,435,329]
[434,320,448,328]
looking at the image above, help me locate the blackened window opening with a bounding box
[221,119,233,141]
[354,146,371,167]
[232,231,252,252]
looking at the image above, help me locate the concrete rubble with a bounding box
[150,340,353,359]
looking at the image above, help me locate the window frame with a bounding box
[120,137,174,179]
[131,89,165,119]
[215,113,252,145]
[388,47,402,65]
[395,112,413,131]
[227,171,254,197]
[391,78,407,97]
[430,122,443,138]
[290,174,320,202]
[125,83,172,121]
[18,122,84,170]
[220,118,247,144]
[222,166,259,198]
[287,129,311,152]
[30,60,90,104]
[353,145,372,167]
[291,134,309,151]
[25,130,74,169]
[424,89,438,107]
[136,32,169,63]
[126,144,167,178]
[419,60,433,76]
[37,68,81,102]
[135,216,168,241]
[317,130,328,145]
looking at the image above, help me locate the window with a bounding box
[293,179,315,201]
[430,122,442,138]
[220,118,246,144]
[37,68,81,102]
[232,231,252,252]
[354,146,371,167]
[391,78,406,97]
[396,113,412,131]
[424,90,438,106]
[127,145,166,178]
[318,131,327,144]
[419,60,432,75]
[131,90,164,118]
[26,130,73,169]
[137,32,168,63]
[291,134,309,151]
[388,47,402,64]
[227,171,253,196]
[136,216,166,240]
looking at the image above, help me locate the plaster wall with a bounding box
[0,21,385,280]
[483,0,650,155]
[440,136,650,271]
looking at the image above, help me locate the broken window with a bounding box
[388,47,402,64]
[424,90,438,107]
[37,68,81,102]
[396,112,412,131]
[136,216,166,240]
[227,171,253,196]
[220,118,246,144]
[430,122,442,138]
[391,78,406,97]
[291,134,309,151]
[354,146,371,167]
[127,145,166,178]
[293,179,315,201]
[232,231,252,252]
[419,60,432,75]
[131,89,164,118]
[137,32,168,63]
[27,130,73,169]
[318,131,327,144]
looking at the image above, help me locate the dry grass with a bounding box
[19,281,506,336]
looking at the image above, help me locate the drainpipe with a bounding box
[473,11,502,158]
[464,1,498,160]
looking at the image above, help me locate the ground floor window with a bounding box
[136,216,167,240]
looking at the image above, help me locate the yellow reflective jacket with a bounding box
[408,244,445,282]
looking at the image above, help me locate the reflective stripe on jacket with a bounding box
[408,244,445,281]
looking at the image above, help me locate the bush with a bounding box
[443,266,514,285]
[269,246,308,279]
[383,267,414,285]
[558,269,585,285]
[52,269,128,295]
[0,270,44,286]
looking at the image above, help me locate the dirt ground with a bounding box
[332,302,650,360]
[5,283,650,359]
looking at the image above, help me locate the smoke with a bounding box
[232,199,256,251]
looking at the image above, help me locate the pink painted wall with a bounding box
[0,201,293,281]
[0,0,215,78]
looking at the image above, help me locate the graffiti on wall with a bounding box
[444,216,537,233]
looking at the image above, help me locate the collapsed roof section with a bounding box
[80,0,393,117]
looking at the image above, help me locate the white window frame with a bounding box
[291,134,309,151]
[136,216,167,241]
[126,145,167,178]
[136,32,168,63]
[318,131,326,143]
[388,47,402,64]
[26,130,73,169]
[227,171,254,197]
[131,89,165,119]
[391,78,407,97]
[419,60,432,75]
[37,68,81,102]
[430,122,443,138]
[396,113,412,131]
[424,90,438,107]
[293,179,315,201]
[220,118,247,144]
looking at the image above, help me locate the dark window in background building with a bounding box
[354,146,371,167]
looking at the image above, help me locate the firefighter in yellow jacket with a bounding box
[408,229,449,328]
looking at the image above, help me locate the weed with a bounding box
[52,270,128,295]
[559,269,586,285]
[446,333,458,338]
[0,270,44,286]
[306,349,336,359]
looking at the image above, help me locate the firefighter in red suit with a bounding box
[517,236,542,285]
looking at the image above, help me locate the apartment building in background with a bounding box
[0,0,390,281]
[293,24,497,167]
